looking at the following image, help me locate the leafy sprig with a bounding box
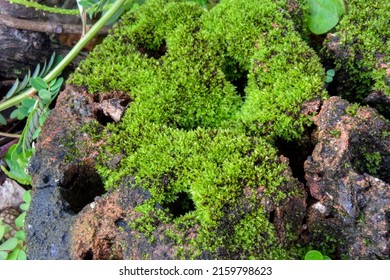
[0,190,31,260]
[0,0,128,185]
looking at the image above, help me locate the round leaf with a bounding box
[20,203,29,211]
[307,0,340,35]
[326,69,336,77]
[0,237,18,251]
[38,89,52,102]
[325,76,333,83]
[305,250,324,260]
[21,98,37,109]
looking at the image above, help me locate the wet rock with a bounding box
[304,96,390,259]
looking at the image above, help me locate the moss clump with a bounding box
[68,0,326,259]
[323,0,390,99]
[99,118,295,259]
[70,0,240,129]
[70,0,326,138]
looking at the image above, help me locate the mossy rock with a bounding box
[68,0,326,259]
[322,0,390,100]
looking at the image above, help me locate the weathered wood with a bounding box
[0,0,52,79]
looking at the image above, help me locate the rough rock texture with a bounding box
[25,85,129,259]
[304,96,390,259]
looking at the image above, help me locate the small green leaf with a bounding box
[50,77,64,92]
[19,71,31,91]
[326,69,336,77]
[39,110,50,126]
[31,64,41,78]
[7,248,19,260]
[18,105,30,117]
[4,78,19,99]
[20,203,29,211]
[15,212,26,229]
[22,98,37,109]
[10,108,28,120]
[0,224,5,240]
[325,76,333,83]
[32,127,41,140]
[46,52,56,74]
[17,249,27,260]
[22,190,31,205]
[14,230,26,241]
[305,250,324,260]
[0,114,6,125]
[38,89,51,102]
[0,237,18,251]
[323,255,331,260]
[30,77,48,91]
[0,251,8,260]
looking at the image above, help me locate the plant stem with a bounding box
[0,0,126,112]
[0,132,21,138]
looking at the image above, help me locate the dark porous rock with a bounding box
[304,96,390,259]
[25,85,130,259]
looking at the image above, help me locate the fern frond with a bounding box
[2,53,62,103]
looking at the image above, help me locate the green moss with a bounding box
[323,0,390,98]
[68,0,328,259]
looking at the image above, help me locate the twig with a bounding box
[0,14,109,34]
[0,132,21,139]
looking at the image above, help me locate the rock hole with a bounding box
[222,58,249,99]
[93,93,131,126]
[163,192,195,218]
[42,174,50,184]
[275,132,315,184]
[115,218,127,228]
[268,210,275,224]
[137,40,167,59]
[325,213,335,219]
[83,249,94,260]
[59,163,105,214]
[95,108,115,126]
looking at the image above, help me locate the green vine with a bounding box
[8,0,79,15]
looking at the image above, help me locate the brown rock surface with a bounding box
[304,96,389,259]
